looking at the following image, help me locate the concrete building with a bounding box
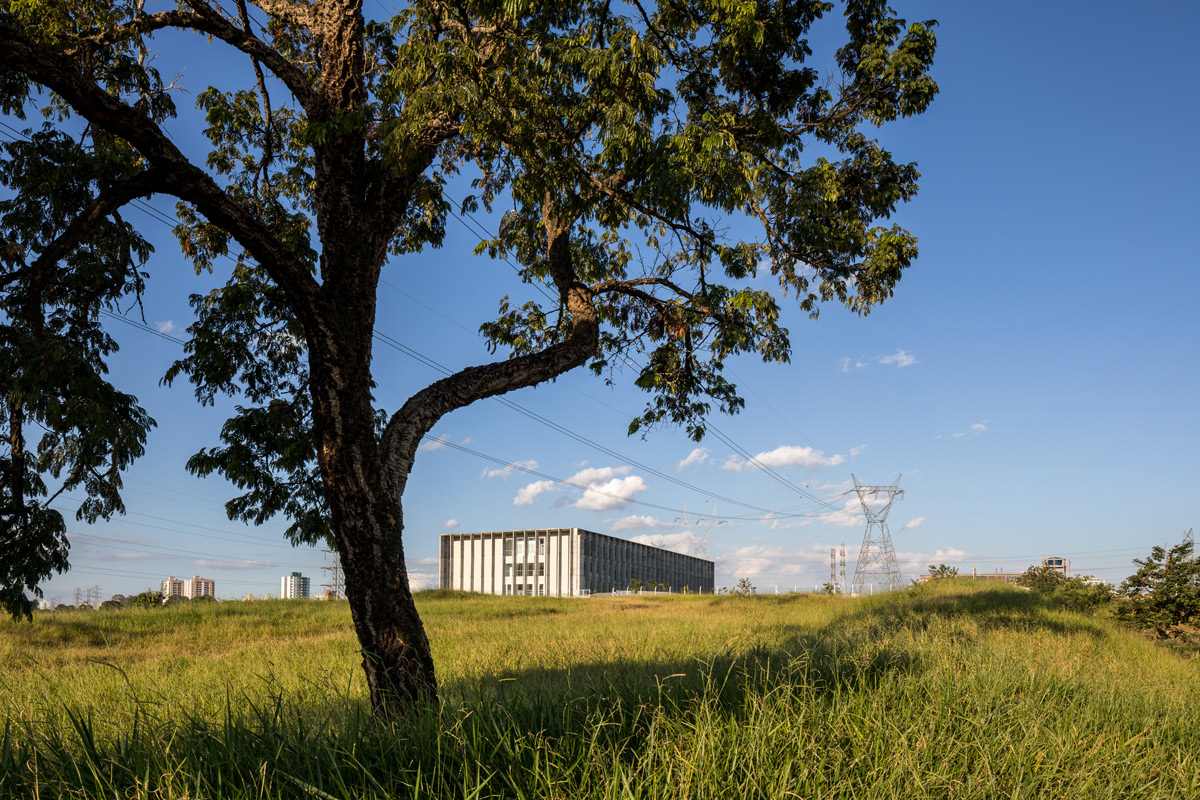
[439,528,715,596]
[280,571,311,599]
[162,575,216,599]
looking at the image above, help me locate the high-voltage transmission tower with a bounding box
[827,545,847,594]
[1185,528,1195,561]
[839,543,848,594]
[321,549,345,599]
[849,474,905,594]
[674,502,726,560]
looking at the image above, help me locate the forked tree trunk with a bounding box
[307,317,440,715]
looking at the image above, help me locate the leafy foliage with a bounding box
[733,577,756,596]
[1017,565,1067,593]
[927,563,958,580]
[0,128,156,619]
[1115,538,1199,640]
[0,0,939,709]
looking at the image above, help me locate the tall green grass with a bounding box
[1,582,1197,798]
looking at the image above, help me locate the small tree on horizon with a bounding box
[734,577,756,596]
[928,564,958,580]
[1115,538,1199,640]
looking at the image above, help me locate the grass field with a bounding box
[2,582,1198,799]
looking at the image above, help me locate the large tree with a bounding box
[0,0,938,716]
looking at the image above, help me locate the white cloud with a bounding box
[950,420,989,439]
[443,519,459,529]
[849,444,867,457]
[574,475,646,511]
[610,515,680,533]
[154,320,177,334]
[482,459,538,480]
[722,445,845,472]
[629,530,700,554]
[418,434,449,452]
[839,357,869,373]
[408,572,437,591]
[676,447,710,470]
[878,349,918,368]
[513,480,556,505]
[566,465,630,486]
[841,350,919,372]
[901,517,925,532]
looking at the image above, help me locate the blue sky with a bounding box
[16,0,1199,602]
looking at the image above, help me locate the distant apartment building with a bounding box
[162,575,216,600]
[439,528,715,596]
[280,572,311,599]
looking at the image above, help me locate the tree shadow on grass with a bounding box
[1,584,1119,800]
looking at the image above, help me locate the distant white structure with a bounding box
[280,571,311,599]
[439,528,714,596]
[162,575,216,600]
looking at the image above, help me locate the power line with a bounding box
[0,123,850,523]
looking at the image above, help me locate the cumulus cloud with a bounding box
[950,420,989,439]
[482,459,538,480]
[677,447,710,470]
[513,480,556,505]
[567,465,630,486]
[574,475,646,511]
[418,434,450,452]
[840,349,919,372]
[878,349,918,368]
[513,465,649,511]
[443,518,460,529]
[629,530,701,555]
[901,517,925,532]
[154,320,177,334]
[839,357,869,373]
[722,445,845,472]
[610,515,680,533]
[408,572,437,591]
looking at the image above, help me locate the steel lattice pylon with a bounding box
[849,474,905,594]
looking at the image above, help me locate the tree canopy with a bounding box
[0,0,938,715]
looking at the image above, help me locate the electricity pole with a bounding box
[849,474,905,594]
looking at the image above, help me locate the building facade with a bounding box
[280,572,311,599]
[438,528,715,596]
[162,575,216,599]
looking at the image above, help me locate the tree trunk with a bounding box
[336,489,437,714]
[306,316,439,716]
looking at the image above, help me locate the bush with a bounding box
[1017,565,1067,593]
[1115,538,1199,640]
[1050,577,1112,613]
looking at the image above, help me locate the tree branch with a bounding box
[378,202,599,496]
[25,168,165,278]
[1,24,322,320]
[66,3,317,113]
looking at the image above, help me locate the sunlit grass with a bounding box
[1,582,1197,798]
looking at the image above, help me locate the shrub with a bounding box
[1115,538,1199,640]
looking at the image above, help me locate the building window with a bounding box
[504,538,512,557]
[538,563,545,577]
[504,564,512,578]
[537,537,546,556]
